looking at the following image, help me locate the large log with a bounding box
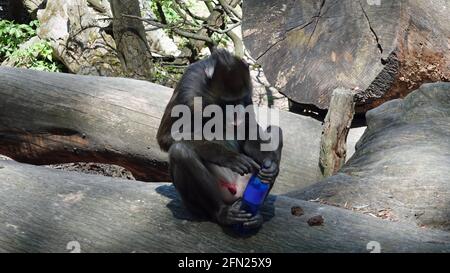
[0,160,449,253]
[0,66,334,193]
[243,0,450,112]
[287,83,450,230]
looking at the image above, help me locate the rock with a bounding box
[21,0,45,16]
[87,0,109,13]
[291,206,304,217]
[287,82,450,231]
[307,215,324,226]
[1,36,41,67]
[36,0,123,76]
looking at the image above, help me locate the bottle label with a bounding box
[241,175,270,215]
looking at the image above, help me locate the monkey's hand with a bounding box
[216,199,263,228]
[219,154,260,176]
[258,159,279,185]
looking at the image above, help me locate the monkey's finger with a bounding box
[261,160,277,172]
[233,210,253,217]
[233,164,248,175]
[241,155,260,172]
[237,159,253,174]
[259,170,277,180]
[238,210,251,215]
[260,165,279,178]
[239,158,256,174]
[229,163,246,175]
[230,215,254,223]
[231,211,253,219]
[243,220,263,228]
[243,215,263,228]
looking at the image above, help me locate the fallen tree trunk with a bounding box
[0,66,335,193]
[287,83,450,230]
[0,160,449,253]
[243,0,450,112]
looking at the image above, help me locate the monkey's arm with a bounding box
[238,95,283,183]
[242,125,283,184]
[240,96,281,161]
[184,140,260,176]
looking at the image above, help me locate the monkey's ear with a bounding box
[205,65,215,79]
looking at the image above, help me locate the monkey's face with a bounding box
[210,58,252,102]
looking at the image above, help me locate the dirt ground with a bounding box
[0,154,135,180]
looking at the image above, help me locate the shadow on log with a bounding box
[0,160,449,253]
[0,66,348,193]
[287,83,450,230]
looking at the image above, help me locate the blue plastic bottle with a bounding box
[234,172,270,235]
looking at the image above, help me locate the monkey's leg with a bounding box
[168,142,259,226]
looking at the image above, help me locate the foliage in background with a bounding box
[150,0,184,25]
[153,61,185,87]
[0,20,64,72]
[0,1,242,84]
[148,0,241,57]
[0,20,36,59]
[147,0,242,87]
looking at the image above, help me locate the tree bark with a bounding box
[242,0,450,113]
[0,160,449,253]
[0,66,334,193]
[37,0,123,76]
[110,0,153,80]
[319,88,355,177]
[288,82,450,231]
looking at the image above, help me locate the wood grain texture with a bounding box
[0,67,326,193]
[0,160,449,253]
[243,0,450,112]
[110,0,153,80]
[319,88,355,177]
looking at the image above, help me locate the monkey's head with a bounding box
[205,49,252,104]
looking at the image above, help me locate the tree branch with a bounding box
[218,0,242,20]
[203,21,241,34]
[173,0,209,22]
[122,14,215,44]
[226,29,244,57]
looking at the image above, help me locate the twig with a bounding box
[122,14,214,44]
[173,0,208,22]
[218,0,242,20]
[203,21,241,34]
